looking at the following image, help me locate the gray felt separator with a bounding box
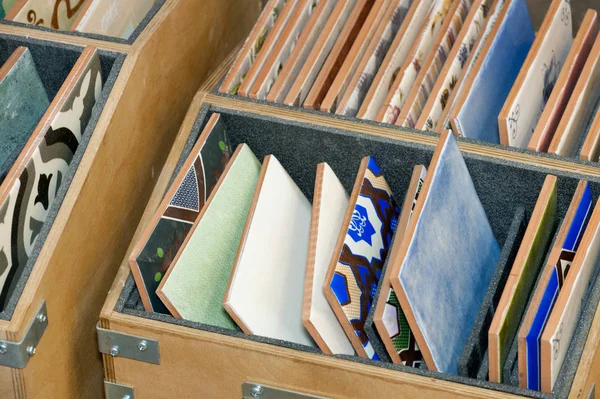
[116,105,600,399]
[477,352,490,380]
[210,83,600,168]
[0,34,126,319]
[458,207,529,378]
[0,0,166,45]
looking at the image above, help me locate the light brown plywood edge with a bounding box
[106,311,523,399]
[569,285,600,399]
[99,89,208,324]
[0,0,260,397]
[302,163,333,354]
[322,157,371,358]
[0,18,131,53]
[200,44,242,94]
[204,93,600,178]
[100,90,208,382]
[0,48,137,399]
[580,108,600,161]
[100,92,600,398]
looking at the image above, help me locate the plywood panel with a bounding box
[0,0,261,397]
[108,313,521,399]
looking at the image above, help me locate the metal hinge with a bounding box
[242,382,330,399]
[0,301,48,368]
[97,323,160,364]
[104,380,134,399]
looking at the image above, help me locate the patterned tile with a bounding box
[129,113,232,313]
[0,48,102,302]
[325,156,400,359]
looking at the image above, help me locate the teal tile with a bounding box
[0,48,49,174]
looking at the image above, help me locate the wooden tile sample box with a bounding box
[0,1,262,398]
[99,89,600,399]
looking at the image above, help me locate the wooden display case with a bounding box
[0,1,262,398]
[99,79,600,398]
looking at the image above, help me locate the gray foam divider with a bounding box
[458,207,529,378]
[211,82,600,169]
[477,352,490,380]
[0,0,166,45]
[0,34,126,319]
[505,334,520,387]
[116,105,600,398]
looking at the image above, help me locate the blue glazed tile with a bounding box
[524,182,592,390]
[394,132,501,374]
[453,0,534,143]
[327,156,400,359]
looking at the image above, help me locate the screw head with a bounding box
[0,343,7,354]
[37,314,47,324]
[26,346,36,356]
[251,385,264,398]
[137,340,148,352]
[122,395,131,399]
[109,345,120,357]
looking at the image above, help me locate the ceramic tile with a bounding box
[324,156,400,359]
[396,0,472,128]
[237,0,299,97]
[257,0,333,102]
[529,11,598,153]
[319,0,390,113]
[541,199,600,393]
[219,0,287,95]
[548,31,600,157]
[0,47,102,302]
[581,105,600,161]
[377,0,454,124]
[436,0,507,132]
[335,0,412,117]
[373,164,425,365]
[223,155,314,346]
[9,0,88,30]
[449,0,534,143]
[416,0,489,131]
[0,0,19,17]
[517,180,591,391]
[156,144,260,328]
[488,174,557,383]
[499,0,573,148]
[303,163,354,355]
[285,0,366,106]
[357,0,435,120]
[128,113,233,314]
[0,47,49,177]
[71,0,156,39]
[303,0,377,110]
[389,132,500,374]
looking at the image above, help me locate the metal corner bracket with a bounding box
[242,382,330,399]
[0,301,48,369]
[97,323,160,365]
[104,380,134,399]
